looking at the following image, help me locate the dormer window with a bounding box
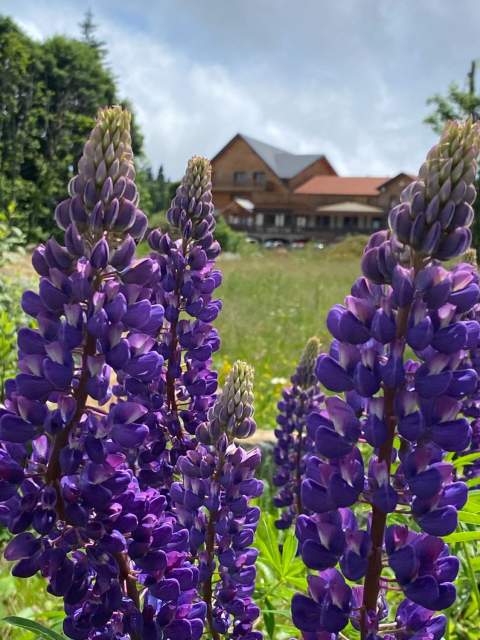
[234,171,248,185]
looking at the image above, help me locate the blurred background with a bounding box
[1,2,480,637]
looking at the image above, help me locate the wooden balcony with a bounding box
[227,217,386,242]
[212,179,276,192]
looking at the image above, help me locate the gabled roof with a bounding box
[378,173,416,190]
[241,135,327,179]
[211,133,334,180]
[295,176,390,196]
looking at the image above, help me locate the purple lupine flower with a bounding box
[130,156,222,491]
[291,569,352,634]
[273,337,324,528]
[386,525,458,610]
[172,362,263,640]
[293,119,480,639]
[0,107,204,640]
[392,599,446,640]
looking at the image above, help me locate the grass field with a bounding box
[215,238,365,427]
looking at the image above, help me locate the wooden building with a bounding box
[211,133,413,243]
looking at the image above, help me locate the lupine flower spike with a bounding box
[273,337,324,528]
[0,108,208,640]
[172,361,263,640]
[292,118,480,639]
[145,156,222,481]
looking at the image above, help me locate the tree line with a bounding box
[0,12,173,241]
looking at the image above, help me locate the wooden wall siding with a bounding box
[212,137,287,194]
[287,157,337,190]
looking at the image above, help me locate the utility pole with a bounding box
[467,60,479,121]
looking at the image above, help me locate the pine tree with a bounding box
[79,9,106,56]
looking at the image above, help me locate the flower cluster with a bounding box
[0,108,232,640]
[292,119,480,639]
[172,361,263,640]
[272,337,324,529]
[114,155,223,499]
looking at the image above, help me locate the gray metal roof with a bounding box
[241,134,324,179]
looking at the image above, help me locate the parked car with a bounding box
[264,240,284,249]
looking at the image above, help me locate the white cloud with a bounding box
[1,0,477,178]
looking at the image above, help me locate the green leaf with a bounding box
[452,452,480,469]
[461,490,480,514]
[281,529,298,576]
[284,575,308,591]
[263,597,275,639]
[458,511,480,525]
[255,516,282,574]
[2,616,66,640]
[443,531,480,543]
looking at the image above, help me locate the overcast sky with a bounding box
[2,1,480,179]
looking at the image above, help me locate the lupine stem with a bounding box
[45,331,96,517]
[166,238,190,416]
[114,552,141,640]
[360,296,413,636]
[294,421,304,516]
[166,315,179,414]
[203,507,220,640]
[202,450,225,640]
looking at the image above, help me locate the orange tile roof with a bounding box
[295,176,390,196]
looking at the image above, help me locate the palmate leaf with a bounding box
[2,616,67,640]
[255,515,283,573]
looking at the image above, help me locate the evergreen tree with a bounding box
[79,9,106,56]
[37,35,117,233]
[0,15,151,239]
[153,165,167,211]
[0,18,45,231]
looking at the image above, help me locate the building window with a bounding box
[234,171,248,185]
[230,215,240,225]
[343,216,359,229]
[265,213,275,226]
[296,216,307,228]
[255,213,264,227]
[253,171,266,186]
[372,217,382,229]
[275,213,285,227]
[315,215,330,228]
[245,216,253,227]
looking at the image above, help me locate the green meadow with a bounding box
[215,237,365,428]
